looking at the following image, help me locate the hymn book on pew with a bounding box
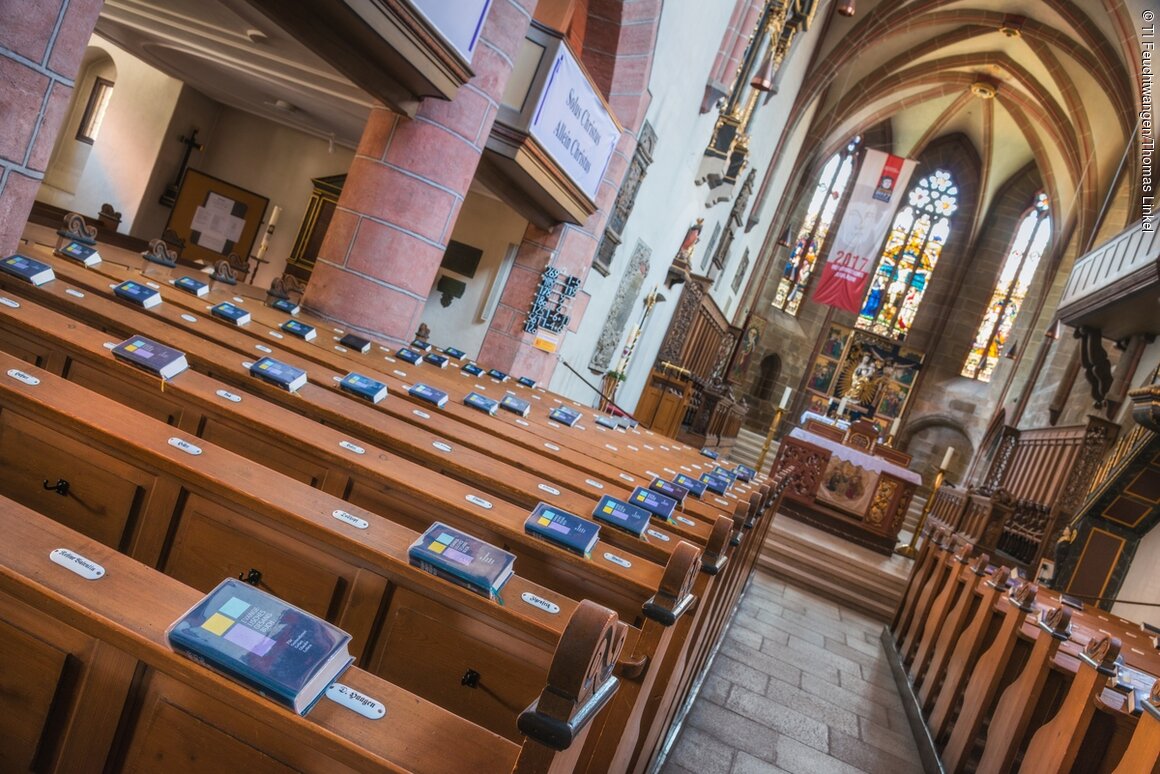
[630,486,677,523]
[464,391,499,415]
[734,464,757,482]
[211,301,251,325]
[699,448,719,460]
[549,405,582,427]
[410,339,432,352]
[339,372,388,404]
[650,478,689,505]
[500,393,531,417]
[338,333,371,353]
[56,240,101,266]
[271,297,301,315]
[1,254,56,286]
[524,503,601,558]
[595,415,623,431]
[518,376,537,388]
[281,319,317,341]
[111,335,189,380]
[396,348,422,365]
[250,357,307,392]
[462,362,484,376]
[591,495,652,538]
[488,368,510,382]
[408,383,448,408]
[166,578,354,716]
[423,352,449,368]
[699,472,730,495]
[114,279,162,309]
[442,346,467,360]
[173,275,209,297]
[673,473,706,498]
[408,522,516,601]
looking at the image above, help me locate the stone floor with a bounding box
[660,570,924,774]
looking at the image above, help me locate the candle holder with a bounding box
[755,406,786,475]
[896,464,946,558]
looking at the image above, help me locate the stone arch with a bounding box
[750,353,782,403]
[43,45,118,195]
[897,413,974,489]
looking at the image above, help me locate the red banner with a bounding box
[812,149,916,313]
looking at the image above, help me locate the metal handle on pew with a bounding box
[42,479,69,496]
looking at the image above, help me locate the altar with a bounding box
[773,422,921,554]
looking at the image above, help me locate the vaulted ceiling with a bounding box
[783,0,1141,249]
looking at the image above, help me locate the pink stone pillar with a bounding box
[0,0,104,255]
[303,0,536,344]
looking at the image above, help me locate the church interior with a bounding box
[1,0,1159,771]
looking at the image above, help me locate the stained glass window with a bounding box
[855,169,958,339]
[771,136,861,315]
[962,192,1051,381]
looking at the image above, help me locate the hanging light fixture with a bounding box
[837,0,856,17]
[750,46,776,92]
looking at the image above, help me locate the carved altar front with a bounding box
[773,426,920,554]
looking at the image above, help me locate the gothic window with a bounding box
[856,169,958,339]
[962,192,1051,381]
[77,77,114,144]
[771,135,860,316]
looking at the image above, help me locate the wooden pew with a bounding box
[0,356,704,767]
[0,494,626,773]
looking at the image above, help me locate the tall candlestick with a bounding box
[941,446,955,470]
[890,417,900,437]
[267,205,281,228]
[779,385,791,410]
[837,397,848,415]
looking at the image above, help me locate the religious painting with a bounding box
[808,357,837,393]
[821,324,849,359]
[876,383,908,419]
[729,315,766,382]
[816,458,877,516]
[167,169,269,268]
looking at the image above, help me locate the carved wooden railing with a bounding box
[1058,219,1160,324]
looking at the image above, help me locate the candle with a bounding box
[941,446,955,470]
[837,397,848,415]
[890,417,900,437]
[779,385,791,410]
[267,205,281,229]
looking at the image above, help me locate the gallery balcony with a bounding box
[1058,219,1160,340]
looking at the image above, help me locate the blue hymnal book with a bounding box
[112,335,188,380]
[408,522,515,601]
[1,254,54,286]
[591,495,651,538]
[408,383,448,408]
[735,464,757,482]
[442,346,467,360]
[424,352,449,368]
[464,391,499,415]
[166,578,353,715]
[525,503,600,558]
[338,333,371,353]
[281,319,317,341]
[339,372,388,404]
[499,393,530,417]
[271,297,301,315]
[462,362,484,376]
[174,276,209,297]
[114,279,161,308]
[650,478,689,505]
[595,415,622,430]
[630,486,677,523]
[250,357,307,392]
[673,473,707,499]
[713,466,737,481]
[517,376,537,389]
[699,448,719,460]
[410,339,432,352]
[396,348,421,365]
[549,405,582,427]
[211,301,250,325]
[487,368,510,382]
[700,472,730,495]
[57,240,101,266]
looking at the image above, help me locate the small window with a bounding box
[77,77,114,144]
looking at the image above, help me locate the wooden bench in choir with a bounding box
[0,495,627,773]
[0,357,707,769]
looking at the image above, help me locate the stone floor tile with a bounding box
[732,751,791,774]
[762,671,861,736]
[710,652,770,695]
[721,638,805,688]
[830,727,924,774]
[724,685,829,751]
[662,724,736,774]
[774,736,866,774]
[686,700,780,762]
[700,672,734,706]
[729,621,765,651]
[858,715,923,762]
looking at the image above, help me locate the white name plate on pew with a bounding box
[603,552,632,568]
[544,442,560,451]
[412,409,430,419]
[216,389,242,403]
[516,419,530,426]
[268,331,284,339]
[628,445,639,451]
[325,684,385,718]
[547,422,561,429]
[333,510,369,529]
[0,296,21,307]
[433,441,453,453]
[254,344,272,353]
[168,437,202,455]
[676,516,696,527]
[339,441,365,455]
[644,444,654,450]
[664,468,677,475]
[646,529,671,542]
[619,473,635,482]
[586,479,605,490]
[180,313,197,323]
[50,548,105,580]
[521,592,560,614]
[66,288,84,298]
[393,370,407,378]
[646,470,660,479]
[537,483,561,496]
[7,369,40,386]
[465,494,493,509]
